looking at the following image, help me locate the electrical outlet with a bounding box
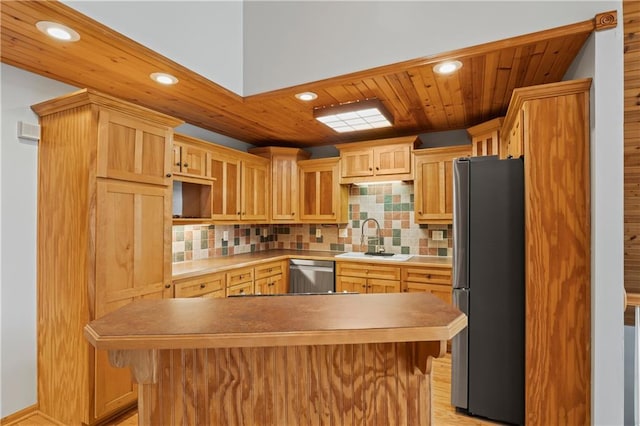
[432,230,444,241]
[222,231,229,241]
[339,227,348,238]
[316,228,322,238]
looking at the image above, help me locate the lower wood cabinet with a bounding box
[401,265,453,305]
[174,272,225,298]
[336,261,401,293]
[254,260,288,294]
[226,266,255,296]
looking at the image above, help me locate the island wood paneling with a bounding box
[624,0,640,325]
[1,1,600,146]
[133,343,438,426]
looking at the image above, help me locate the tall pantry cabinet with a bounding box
[32,89,182,425]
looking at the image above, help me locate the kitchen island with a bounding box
[84,292,466,426]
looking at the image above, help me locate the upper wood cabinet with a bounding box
[336,136,419,183]
[249,147,310,222]
[172,134,209,178]
[205,142,269,223]
[414,145,471,224]
[240,156,270,222]
[31,89,182,426]
[298,157,348,223]
[467,117,503,157]
[97,108,173,186]
[501,109,524,159]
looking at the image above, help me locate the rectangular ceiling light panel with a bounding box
[314,99,393,133]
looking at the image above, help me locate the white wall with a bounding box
[0,64,76,417]
[564,4,625,422]
[63,1,244,95]
[243,1,617,95]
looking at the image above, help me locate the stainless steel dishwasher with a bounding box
[289,259,335,293]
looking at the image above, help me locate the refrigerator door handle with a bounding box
[452,158,469,290]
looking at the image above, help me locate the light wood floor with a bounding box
[6,354,501,426]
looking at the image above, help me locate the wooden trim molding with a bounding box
[626,291,640,309]
[595,10,618,31]
[0,404,39,425]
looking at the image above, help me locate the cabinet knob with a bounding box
[292,212,295,216]
[426,274,431,279]
[183,162,189,167]
[200,283,206,289]
[237,212,241,215]
[375,167,379,171]
[164,284,171,289]
[369,167,373,171]
[166,173,172,178]
[239,289,244,294]
[418,211,423,215]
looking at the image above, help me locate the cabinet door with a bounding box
[374,144,412,175]
[210,154,242,220]
[175,142,207,177]
[97,109,172,186]
[414,146,470,224]
[336,275,367,293]
[299,158,344,222]
[341,149,374,178]
[94,180,172,418]
[367,278,401,293]
[271,155,299,221]
[255,274,284,295]
[241,158,270,221]
[509,108,524,159]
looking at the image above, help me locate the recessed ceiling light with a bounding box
[295,92,318,101]
[150,72,179,85]
[36,21,80,42]
[433,60,463,75]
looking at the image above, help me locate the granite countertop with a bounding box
[172,249,452,280]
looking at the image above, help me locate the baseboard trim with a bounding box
[0,404,38,425]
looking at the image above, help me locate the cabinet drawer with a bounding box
[174,273,225,298]
[254,261,285,280]
[226,267,254,287]
[403,282,452,305]
[337,262,401,281]
[401,265,451,285]
[227,281,254,297]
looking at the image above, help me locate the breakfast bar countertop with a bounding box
[172,249,452,280]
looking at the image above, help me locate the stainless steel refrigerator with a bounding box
[451,155,525,425]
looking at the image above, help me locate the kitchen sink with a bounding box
[335,252,413,262]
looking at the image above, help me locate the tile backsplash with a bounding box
[172,182,452,263]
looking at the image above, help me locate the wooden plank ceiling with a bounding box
[2,1,596,148]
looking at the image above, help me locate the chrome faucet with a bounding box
[360,218,384,253]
